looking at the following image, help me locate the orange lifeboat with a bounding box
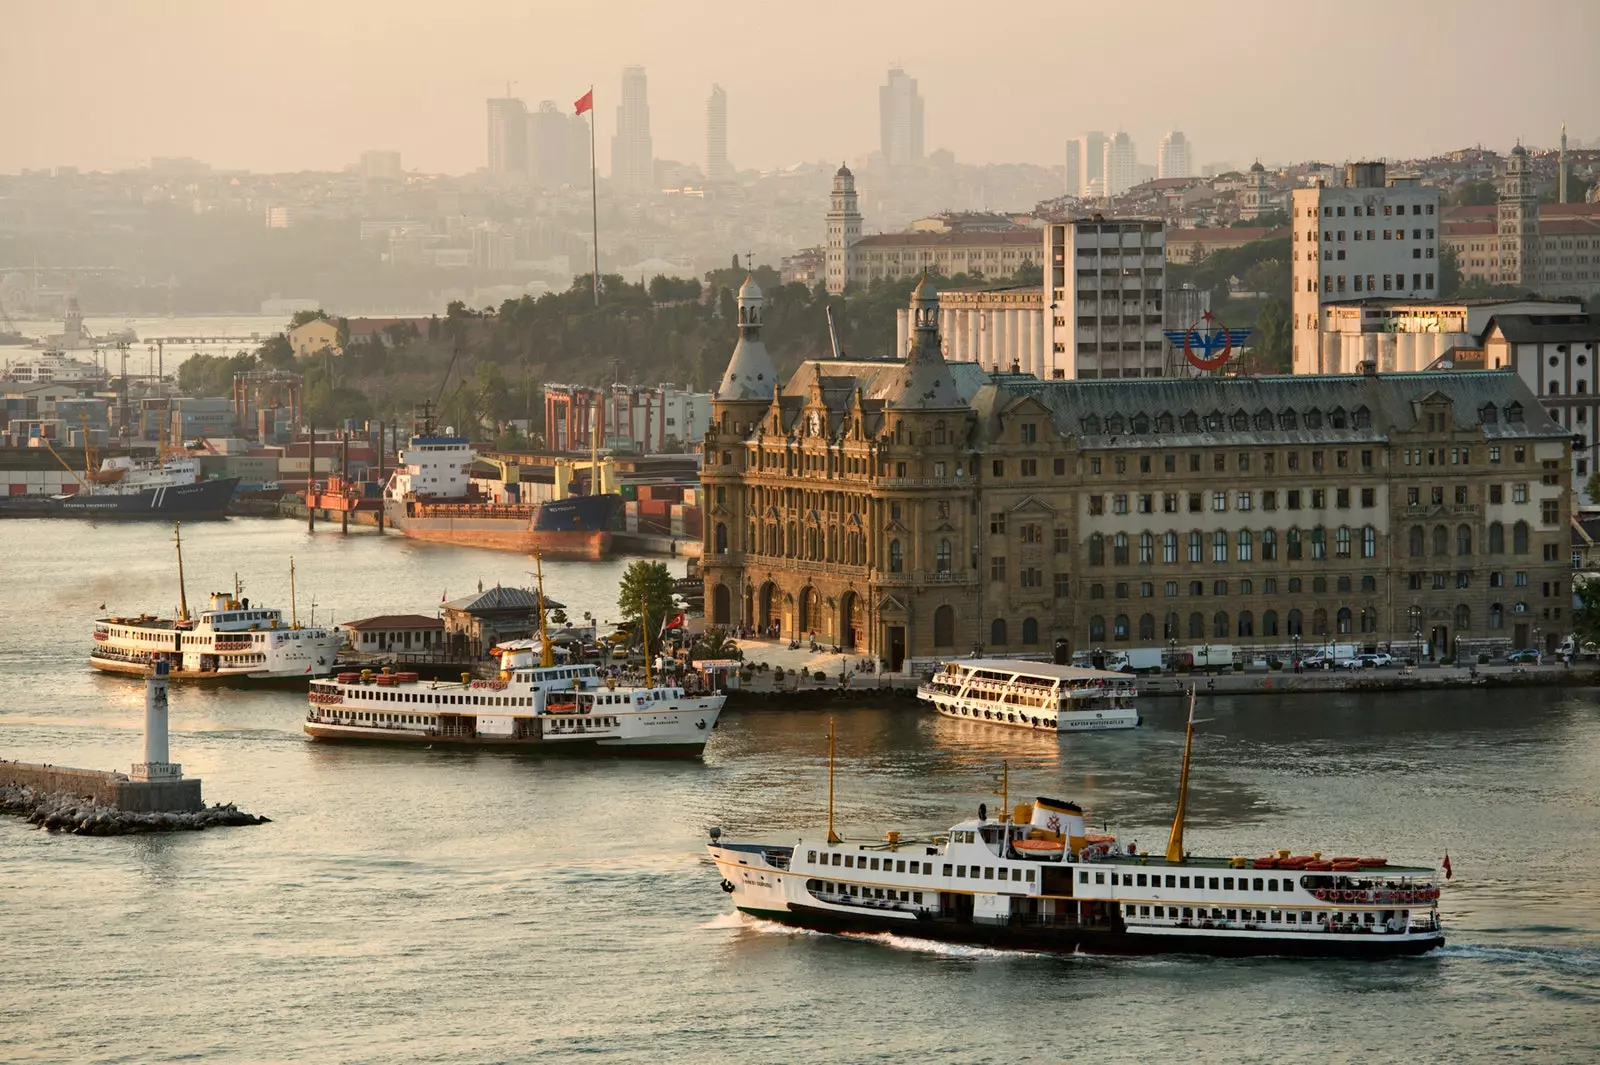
[1013,838,1065,857]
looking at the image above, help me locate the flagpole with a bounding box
[588,83,599,307]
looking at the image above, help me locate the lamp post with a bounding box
[1453,635,1461,668]
[1409,605,1423,661]
[1533,626,1542,665]
[1291,633,1301,671]
[1167,636,1176,674]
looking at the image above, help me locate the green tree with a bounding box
[289,308,329,328]
[691,627,741,663]
[1571,575,1600,650]
[1451,180,1497,207]
[616,561,677,649]
[1248,298,1292,373]
[1585,470,1600,505]
[1439,245,1464,299]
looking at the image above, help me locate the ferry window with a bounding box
[807,851,816,863]
[1183,907,1193,918]
[1209,877,1219,890]
[1140,906,1151,917]
[984,868,994,880]
[869,858,879,870]
[1268,879,1279,891]
[1271,911,1282,923]
[1137,874,1147,887]
[1026,870,1035,883]
[913,892,923,904]
[909,862,919,874]
[1125,905,1135,916]
[896,861,906,873]
[1226,909,1237,921]
[1253,878,1264,891]
[1287,912,1297,924]
[832,854,841,866]
[1011,869,1021,882]
[1223,877,1234,890]
[943,865,952,876]
[972,867,983,879]
[1109,873,1118,885]
[956,866,966,877]
[1165,875,1176,888]
[1095,872,1105,885]
[1080,872,1089,884]
[1180,877,1189,888]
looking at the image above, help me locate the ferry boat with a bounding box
[303,556,723,756]
[381,405,620,559]
[918,659,1141,731]
[707,698,1445,959]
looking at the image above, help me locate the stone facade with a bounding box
[701,279,1574,671]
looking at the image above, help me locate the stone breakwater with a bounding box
[0,785,269,835]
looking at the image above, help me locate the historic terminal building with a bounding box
[700,274,1574,670]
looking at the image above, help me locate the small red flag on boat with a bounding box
[1442,853,1453,880]
[574,89,593,115]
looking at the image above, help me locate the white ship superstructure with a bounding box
[918,659,1140,731]
[3,349,103,383]
[93,592,344,681]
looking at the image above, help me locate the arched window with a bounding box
[1336,607,1352,634]
[1113,614,1130,641]
[1335,526,1351,558]
[1456,525,1472,556]
[1238,529,1254,561]
[1489,603,1503,630]
[1213,611,1229,638]
[712,584,731,625]
[1213,530,1228,563]
[1262,528,1278,561]
[933,605,955,648]
[1022,617,1039,645]
[1362,574,1377,592]
[888,539,903,573]
[1089,533,1105,565]
[1360,608,1376,634]
[1512,520,1529,554]
[714,523,728,553]
[1238,611,1254,637]
[1188,612,1205,639]
[1432,525,1449,556]
[1163,531,1178,564]
[1409,526,1425,557]
[1362,525,1377,558]
[1139,613,1156,640]
[1139,532,1154,564]
[1287,609,1303,637]
[1454,604,1471,631]
[1488,521,1505,553]
[991,618,1008,646]
[1262,610,1279,636]
[1287,527,1303,560]
[1312,608,1328,635]
[936,539,952,573]
[1113,533,1129,565]
[1188,530,1203,563]
[1089,615,1106,642]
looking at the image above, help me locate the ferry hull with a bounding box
[303,721,710,757]
[921,690,1140,732]
[732,904,1444,959]
[0,477,239,520]
[91,655,336,684]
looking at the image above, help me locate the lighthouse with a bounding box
[130,661,183,782]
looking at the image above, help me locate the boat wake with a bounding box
[1440,941,1600,977]
[704,910,1028,959]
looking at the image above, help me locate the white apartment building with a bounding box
[1318,298,1574,374]
[1481,310,1600,496]
[1102,132,1138,199]
[1045,216,1167,379]
[1291,162,1441,374]
[1158,132,1192,180]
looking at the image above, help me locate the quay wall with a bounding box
[0,760,203,812]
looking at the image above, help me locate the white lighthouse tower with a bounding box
[130,660,183,782]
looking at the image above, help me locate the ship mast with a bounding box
[826,717,840,844]
[1164,685,1197,863]
[174,521,190,623]
[640,592,653,688]
[534,551,554,668]
[289,556,297,628]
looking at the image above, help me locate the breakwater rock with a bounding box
[0,785,269,835]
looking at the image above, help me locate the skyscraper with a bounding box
[487,97,529,175]
[529,101,588,188]
[706,84,731,189]
[1157,131,1192,179]
[879,67,925,167]
[610,65,654,196]
[1101,131,1137,198]
[1074,132,1105,196]
[1064,139,1081,196]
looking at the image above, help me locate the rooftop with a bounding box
[341,614,444,630]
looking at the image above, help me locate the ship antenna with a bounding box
[1001,760,1009,823]
[174,521,190,623]
[535,550,554,668]
[640,592,653,688]
[826,716,840,844]
[289,556,298,628]
[1165,685,1198,863]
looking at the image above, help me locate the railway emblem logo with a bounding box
[1164,311,1253,372]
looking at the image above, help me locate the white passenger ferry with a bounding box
[93,591,344,682]
[918,659,1141,731]
[708,698,1445,959]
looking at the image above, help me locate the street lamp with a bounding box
[1167,637,1176,673]
[1453,635,1461,667]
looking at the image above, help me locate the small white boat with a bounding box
[918,658,1141,732]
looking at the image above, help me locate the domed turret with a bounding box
[836,161,853,178]
[877,272,961,410]
[1249,159,1265,173]
[717,273,778,401]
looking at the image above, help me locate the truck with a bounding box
[1188,644,1238,671]
[1109,647,1169,674]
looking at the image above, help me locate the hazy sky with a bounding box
[5,0,1598,177]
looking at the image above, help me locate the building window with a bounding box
[1212,530,1228,563]
[990,556,1006,581]
[889,540,903,573]
[1188,531,1203,563]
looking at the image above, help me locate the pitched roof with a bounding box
[852,230,1041,249]
[442,586,561,613]
[341,614,444,630]
[1485,313,1600,344]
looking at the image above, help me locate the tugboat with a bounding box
[707,694,1445,958]
[93,527,343,682]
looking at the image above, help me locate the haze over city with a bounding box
[5,0,1598,175]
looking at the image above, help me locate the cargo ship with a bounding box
[380,408,619,559]
[0,452,238,520]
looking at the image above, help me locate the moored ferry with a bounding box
[708,698,1445,959]
[93,592,343,682]
[918,659,1141,732]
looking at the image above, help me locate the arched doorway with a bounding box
[757,581,778,635]
[798,586,820,638]
[841,592,860,650]
[932,604,954,649]
[712,584,731,626]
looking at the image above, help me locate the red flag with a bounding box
[574,89,593,116]
[1442,853,1453,880]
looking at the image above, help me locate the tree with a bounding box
[1451,180,1497,207]
[1585,470,1600,505]
[289,308,329,328]
[1438,245,1464,299]
[1571,575,1600,651]
[691,627,741,663]
[1248,298,1292,373]
[616,561,677,649]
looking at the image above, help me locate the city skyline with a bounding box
[4,0,1598,176]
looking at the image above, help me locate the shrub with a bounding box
[1268,659,1283,671]
[814,670,826,682]
[1477,653,1489,665]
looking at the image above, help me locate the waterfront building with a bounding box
[701,276,1574,669]
[706,85,732,190]
[1480,310,1600,496]
[1102,132,1138,199]
[341,614,444,654]
[543,381,711,454]
[288,319,339,358]
[879,67,925,168]
[1044,216,1168,379]
[487,97,529,175]
[1291,162,1442,374]
[611,66,654,196]
[1158,132,1192,180]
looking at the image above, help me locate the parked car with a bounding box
[1354,652,1394,668]
[1299,654,1334,670]
[1507,648,1542,663]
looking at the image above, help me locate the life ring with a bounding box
[1315,889,1327,901]
[1359,891,1370,903]
[720,879,735,893]
[1342,890,1355,902]
[1401,891,1413,903]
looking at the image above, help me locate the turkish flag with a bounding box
[664,612,685,630]
[574,90,593,116]
[1442,853,1453,880]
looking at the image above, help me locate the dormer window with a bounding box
[1278,409,1297,430]
[1329,407,1348,429]
[1303,409,1323,429]
[1180,411,1199,432]
[1154,412,1173,433]
[1505,403,1524,423]
[1352,405,1371,428]
[1131,413,1150,433]
[1081,415,1101,434]
[1254,408,1274,431]
[1105,414,1125,435]
[1229,410,1249,431]
[1479,403,1498,424]
[1204,410,1223,431]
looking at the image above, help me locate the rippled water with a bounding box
[2,519,1598,1063]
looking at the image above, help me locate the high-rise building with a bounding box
[1290,162,1442,373]
[824,164,862,295]
[1101,132,1138,198]
[487,97,529,175]
[528,101,589,188]
[610,65,654,196]
[879,67,925,167]
[1044,217,1167,379]
[359,150,402,182]
[1157,131,1192,180]
[1074,132,1106,197]
[1064,140,1082,197]
[706,84,731,189]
